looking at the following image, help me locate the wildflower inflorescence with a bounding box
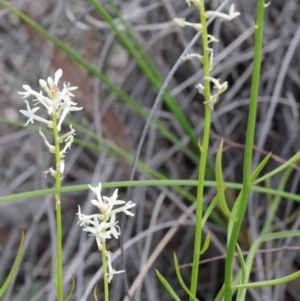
[175,3,240,109]
[19,69,82,177]
[77,183,136,283]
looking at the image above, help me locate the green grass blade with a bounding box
[224,1,267,298]
[155,269,182,301]
[93,285,99,301]
[2,179,300,205]
[173,253,200,301]
[202,194,219,226]
[214,283,225,301]
[0,232,25,297]
[200,231,211,255]
[250,152,272,182]
[234,270,300,289]
[216,141,236,220]
[236,243,246,284]
[64,276,75,301]
[234,230,300,290]
[252,150,300,185]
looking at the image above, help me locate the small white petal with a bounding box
[54,69,63,85]
[47,76,54,88]
[19,101,40,126]
[39,79,48,89]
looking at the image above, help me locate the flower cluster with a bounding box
[196,77,228,110]
[77,183,136,283]
[175,3,240,109]
[19,69,82,177]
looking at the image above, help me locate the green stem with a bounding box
[189,1,212,299]
[224,1,266,300]
[101,242,109,301]
[52,114,63,301]
[1,180,300,204]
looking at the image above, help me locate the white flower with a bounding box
[106,251,125,283]
[57,95,82,131]
[182,53,204,62]
[89,183,106,211]
[204,77,228,93]
[57,125,75,143]
[205,4,240,21]
[174,18,202,31]
[77,206,93,227]
[77,183,135,283]
[81,217,112,250]
[19,100,40,125]
[19,69,82,131]
[108,213,121,239]
[39,128,55,153]
[185,0,200,8]
[77,183,136,236]
[39,69,64,99]
[89,183,130,216]
[103,189,126,211]
[60,133,74,157]
[19,86,53,111]
[196,77,228,110]
[43,167,56,178]
[58,160,65,177]
[19,101,53,127]
[123,201,136,216]
[207,35,219,44]
[195,83,205,94]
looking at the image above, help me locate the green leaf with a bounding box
[250,152,272,182]
[173,254,200,301]
[64,275,75,301]
[234,269,300,289]
[216,141,236,221]
[200,231,211,255]
[227,192,242,245]
[156,269,182,301]
[214,283,225,301]
[236,243,246,284]
[202,194,219,226]
[93,284,99,301]
[198,139,203,153]
[253,150,300,185]
[0,231,25,297]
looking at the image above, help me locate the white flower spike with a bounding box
[19,69,82,131]
[77,183,136,283]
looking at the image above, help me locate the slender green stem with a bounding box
[224,1,266,300]
[234,269,300,288]
[189,1,212,299]
[236,167,293,300]
[52,114,63,301]
[0,232,25,297]
[101,242,109,301]
[2,180,300,205]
